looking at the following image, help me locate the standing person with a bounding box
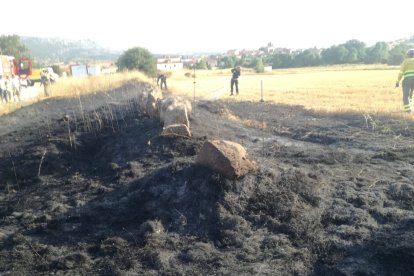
[157,73,168,90]
[0,75,5,103]
[11,74,21,102]
[40,70,51,97]
[230,66,241,96]
[396,49,414,113]
[4,76,12,102]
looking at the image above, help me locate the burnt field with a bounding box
[0,82,414,275]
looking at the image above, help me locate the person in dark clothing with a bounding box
[157,74,168,90]
[230,66,241,95]
[0,75,5,102]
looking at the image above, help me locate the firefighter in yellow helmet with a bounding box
[396,49,414,113]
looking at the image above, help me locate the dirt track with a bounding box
[1,81,414,275]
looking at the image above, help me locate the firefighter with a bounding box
[230,66,241,96]
[157,73,168,90]
[396,49,414,113]
[40,70,51,97]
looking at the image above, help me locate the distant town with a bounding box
[13,35,414,77]
[156,42,284,71]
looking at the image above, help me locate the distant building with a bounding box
[274,48,292,55]
[157,57,183,71]
[70,64,88,77]
[205,57,218,69]
[264,66,273,72]
[264,42,274,54]
[87,65,101,76]
[227,49,241,57]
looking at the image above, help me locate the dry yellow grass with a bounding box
[0,65,410,119]
[51,70,150,98]
[167,64,409,117]
[0,71,150,115]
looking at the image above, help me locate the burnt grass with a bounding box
[1,82,414,275]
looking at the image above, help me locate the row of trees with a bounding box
[264,40,412,69]
[216,40,413,71]
[118,39,412,75]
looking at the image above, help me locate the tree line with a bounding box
[113,38,414,75]
[219,39,413,71]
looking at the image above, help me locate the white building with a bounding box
[157,57,183,71]
[87,65,101,76]
[264,66,273,72]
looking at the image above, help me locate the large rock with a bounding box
[146,89,163,118]
[159,97,192,123]
[137,90,148,112]
[164,104,190,129]
[161,124,191,137]
[196,140,256,179]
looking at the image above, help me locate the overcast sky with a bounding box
[2,0,412,54]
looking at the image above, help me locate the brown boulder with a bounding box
[146,89,163,118]
[196,140,256,179]
[164,104,190,129]
[160,97,192,123]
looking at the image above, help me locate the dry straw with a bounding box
[0,71,149,115]
[167,64,409,117]
[1,65,412,119]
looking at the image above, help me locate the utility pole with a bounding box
[261,80,265,157]
[260,80,264,102]
[193,65,196,114]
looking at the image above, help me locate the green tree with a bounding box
[388,44,410,65]
[195,59,208,70]
[321,45,348,64]
[293,48,321,67]
[239,55,249,67]
[0,34,29,60]
[253,57,265,73]
[343,39,366,63]
[219,56,242,69]
[266,53,293,68]
[218,56,235,69]
[365,42,389,64]
[117,47,156,76]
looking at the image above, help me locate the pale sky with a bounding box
[2,0,413,54]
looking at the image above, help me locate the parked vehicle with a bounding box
[28,67,59,85]
[0,55,33,86]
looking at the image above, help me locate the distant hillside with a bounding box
[21,36,120,65]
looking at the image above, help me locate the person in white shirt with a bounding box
[11,74,21,102]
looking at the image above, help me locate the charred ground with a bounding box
[0,82,414,275]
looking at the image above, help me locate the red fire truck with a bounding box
[0,55,32,85]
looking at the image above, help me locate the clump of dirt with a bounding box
[1,83,414,275]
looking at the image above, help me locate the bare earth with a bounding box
[0,82,413,275]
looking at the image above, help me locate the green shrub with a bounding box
[117,47,156,76]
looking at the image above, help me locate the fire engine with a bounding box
[0,55,32,85]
